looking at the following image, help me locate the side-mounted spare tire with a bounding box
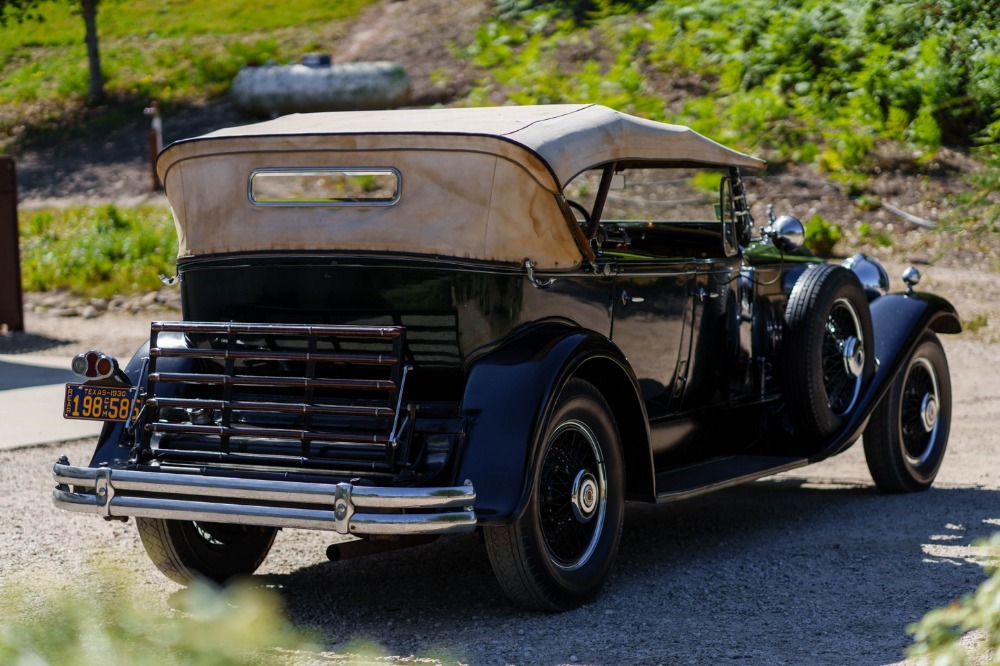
[783,263,875,439]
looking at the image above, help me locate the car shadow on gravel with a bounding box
[259,479,1000,665]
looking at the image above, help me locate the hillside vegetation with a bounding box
[476,0,1000,163]
[2,0,999,298]
[464,0,1000,246]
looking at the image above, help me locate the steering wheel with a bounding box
[567,199,609,249]
[566,199,592,229]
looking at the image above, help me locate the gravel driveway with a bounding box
[3,266,998,665]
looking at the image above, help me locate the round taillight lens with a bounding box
[71,350,119,379]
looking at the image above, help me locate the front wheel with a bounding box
[484,378,625,611]
[863,332,952,492]
[136,518,277,585]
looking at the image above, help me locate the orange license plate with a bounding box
[63,384,138,422]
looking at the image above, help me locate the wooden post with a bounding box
[144,101,163,191]
[0,156,24,332]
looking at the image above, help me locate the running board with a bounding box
[655,455,808,503]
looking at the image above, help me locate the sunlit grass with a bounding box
[19,203,178,298]
[0,0,377,147]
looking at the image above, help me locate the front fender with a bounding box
[809,291,960,462]
[457,322,647,523]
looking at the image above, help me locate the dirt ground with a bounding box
[3,0,1000,661]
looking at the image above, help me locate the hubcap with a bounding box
[571,470,600,523]
[920,393,938,433]
[841,336,865,378]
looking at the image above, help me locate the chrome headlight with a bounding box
[842,253,889,299]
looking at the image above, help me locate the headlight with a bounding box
[842,253,889,299]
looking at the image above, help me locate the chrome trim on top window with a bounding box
[248,167,401,207]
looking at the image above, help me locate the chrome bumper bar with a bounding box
[52,462,476,536]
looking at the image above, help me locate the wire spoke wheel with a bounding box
[538,420,607,570]
[821,298,865,415]
[864,332,951,493]
[784,264,874,440]
[483,378,624,611]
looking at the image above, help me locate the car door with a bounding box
[609,256,695,419]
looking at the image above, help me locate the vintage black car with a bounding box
[54,104,959,611]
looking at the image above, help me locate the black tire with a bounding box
[864,332,951,492]
[783,264,875,439]
[483,378,625,611]
[136,518,277,585]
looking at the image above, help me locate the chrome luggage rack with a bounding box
[140,321,415,476]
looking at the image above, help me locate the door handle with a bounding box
[691,287,719,302]
[620,290,645,306]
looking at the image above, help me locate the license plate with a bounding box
[63,384,139,422]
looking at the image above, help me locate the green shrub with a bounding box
[804,214,842,257]
[857,222,894,248]
[463,0,1000,171]
[908,532,1000,664]
[19,203,178,298]
[0,569,317,665]
[958,123,1000,233]
[962,313,989,333]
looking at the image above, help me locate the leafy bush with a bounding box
[957,121,1000,234]
[804,214,842,257]
[857,222,894,248]
[465,0,1000,169]
[19,203,178,298]
[0,569,317,665]
[494,0,658,22]
[908,532,1000,664]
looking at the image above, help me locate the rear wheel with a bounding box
[136,518,277,585]
[864,332,951,492]
[484,378,625,611]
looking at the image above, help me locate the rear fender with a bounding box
[87,340,198,467]
[457,323,651,524]
[809,291,960,461]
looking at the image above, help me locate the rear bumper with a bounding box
[52,462,476,536]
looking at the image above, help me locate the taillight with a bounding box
[71,350,119,380]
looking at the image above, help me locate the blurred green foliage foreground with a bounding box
[0,570,317,665]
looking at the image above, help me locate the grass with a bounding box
[963,312,989,333]
[0,0,377,149]
[19,203,177,298]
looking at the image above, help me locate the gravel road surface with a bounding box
[3,264,998,665]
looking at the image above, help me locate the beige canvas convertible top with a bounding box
[158,104,765,268]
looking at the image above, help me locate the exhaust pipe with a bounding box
[326,535,438,561]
